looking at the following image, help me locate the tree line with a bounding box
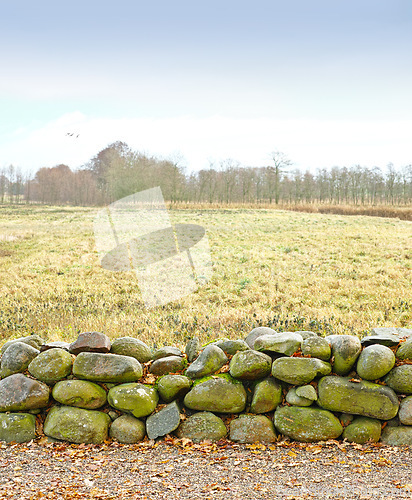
[1,141,412,206]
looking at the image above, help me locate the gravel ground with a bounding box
[0,438,411,499]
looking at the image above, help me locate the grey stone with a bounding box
[0,342,39,378]
[146,401,181,440]
[44,406,111,444]
[40,341,71,352]
[150,355,186,376]
[73,352,142,383]
[230,414,277,443]
[384,365,412,394]
[69,331,111,355]
[274,406,343,442]
[361,327,412,347]
[318,376,399,420]
[325,335,361,375]
[108,383,158,418]
[185,344,227,379]
[250,377,282,414]
[254,332,302,357]
[184,374,246,413]
[52,380,107,409]
[157,375,192,402]
[286,387,313,407]
[271,357,331,385]
[396,338,412,360]
[381,426,412,446]
[229,350,272,380]
[301,337,331,361]
[175,412,227,442]
[399,396,412,425]
[356,344,395,380]
[185,337,200,363]
[152,346,182,361]
[0,374,49,412]
[215,339,250,356]
[293,331,318,340]
[28,348,73,384]
[109,415,146,444]
[0,413,36,443]
[244,327,277,349]
[342,417,381,444]
[1,335,44,354]
[110,337,152,363]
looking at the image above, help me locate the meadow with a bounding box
[0,205,411,348]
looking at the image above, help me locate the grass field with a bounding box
[0,205,411,348]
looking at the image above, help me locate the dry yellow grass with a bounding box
[0,205,411,348]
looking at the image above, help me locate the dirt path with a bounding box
[0,439,411,499]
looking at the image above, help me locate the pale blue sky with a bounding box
[1,0,411,173]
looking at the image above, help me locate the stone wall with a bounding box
[1,327,412,446]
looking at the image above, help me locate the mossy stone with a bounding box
[250,377,282,413]
[296,385,317,401]
[110,337,152,363]
[356,344,395,380]
[109,415,146,443]
[286,387,313,407]
[108,383,159,418]
[52,380,107,409]
[230,414,277,443]
[381,426,412,446]
[274,406,343,442]
[215,339,250,356]
[396,338,412,360]
[150,356,186,376]
[342,417,381,444]
[229,350,272,380]
[0,413,36,443]
[254,332,302,356]
[318,376,399,420]
[28,348,73,384]
[185,344,227,379]
[271,357,331,385]
[301,337,331,361]
[1,335,44,354]
[157,375,192,402]
[175,412,227,442]
[72,352,143,383]
[244,327,277,349]
[399,396,412,425]
[384,365,412,394]
[0,342,40,378]
[44,406,111,444]
[326,335,361,375]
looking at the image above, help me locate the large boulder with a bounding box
[356,344,395,380]
[109,415,146,444]
[318,376,399,420]
[72,352,142,383]
[184,374,246,413]
[28,348,73,384]
[271,357,331,385]
[149,356,186,376]
[229,350,272,380]
[342,417,381,444]
[381,426,412,446]
[384,365,412,394]
[0,413,36,443]
[1,335,44,354]
[245,327,277,349]
[0,374,49,411]
[185,345,227,379]
[274,406,343,442]
[254,332,302,357]
[175,412,227,442]
[44,406,111,444]
[108,383,158,418]
[110,337,152,363]
[325,335,361,375]
[69,331,111,355]
[52,380,107,409]
[250,377,282,414]
[229,414,277,443]
[0,342,39,378]
[157,375,192,402]
[146,401,181,440]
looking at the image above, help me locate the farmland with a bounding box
[0,205,411,348]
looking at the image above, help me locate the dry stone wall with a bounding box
[1,327,412,446]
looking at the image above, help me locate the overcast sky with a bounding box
[1,0,411,174]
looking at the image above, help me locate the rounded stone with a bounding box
[109,415,146,444]
[0,374,50,411]
[381,426,412,446]
[229,350,272,380]
[72,352,143,383]
[52,380,107,409]
[250,377,282,414]
[1,335,44,354]
[215,339,250,356]
[110,337,152,363]
[175,412,227,442]
[107,383,158,418]
[254,332,303,357]
[245,327,277,349]
[356,344,395,380]
[286,387,313,407]
[384,365,412,394]
[157,375,192,402]
[301,337,331,361]
[399,396,412,425]
[396,339,412,360]
[0,342,40,378]
[152,346,182,361]
[325,335,361,376]
[0,413,36,443]
[185,344,227,379]
[342,417,381,444]
[149,356,186,376]
[28,348,73,384]
[229,414,277,443]
[271,357,331,385]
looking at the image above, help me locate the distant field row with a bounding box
[0,205,411,347]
